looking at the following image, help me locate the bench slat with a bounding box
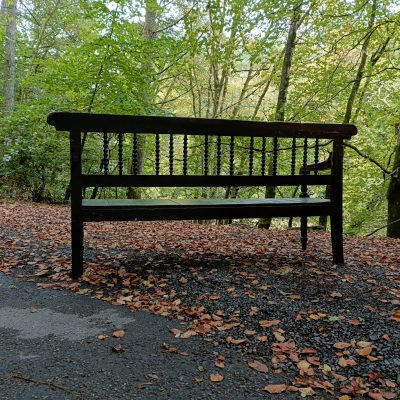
[82,198,332,222]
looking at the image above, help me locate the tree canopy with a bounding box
[0,0,399,236]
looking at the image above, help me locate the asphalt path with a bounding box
[0,273,273,400]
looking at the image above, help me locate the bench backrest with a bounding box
[47,112,357,198]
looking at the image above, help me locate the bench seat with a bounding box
[82,198,332,222]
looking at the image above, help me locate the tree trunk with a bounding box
[387,123,400,238]
[127,0,157,199]
[258,3,302,229]
[2,0,17,113]
[319,0,377,230]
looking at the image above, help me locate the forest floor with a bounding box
[0,201,399,399]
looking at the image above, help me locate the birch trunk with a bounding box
[2,0,17,113]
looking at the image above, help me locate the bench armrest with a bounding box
[300,152,332,174]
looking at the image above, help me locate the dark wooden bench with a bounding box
[47,112,357,278]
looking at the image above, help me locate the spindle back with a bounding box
[47,112,356,195]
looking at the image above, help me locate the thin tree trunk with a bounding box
[387,123,400,238]
[319,0,377,229]
[3,0,17,113]
[258,2,302,229]
[127,0,157,199]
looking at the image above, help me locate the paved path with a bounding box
[0,273,270,400]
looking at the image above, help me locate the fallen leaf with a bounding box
[357,341,372,348]
[356,346,372,357]
[209,293,220,300]
[333,342,352,349]
[169,328,182,336]
[368,389,385,400]
[299,387,316,397]
[180,330,197,339]
[273,331,285,342]
[97,334,109,340]
[330,291,342,298]
[226,336,247,345]
[112,330,125,338]
[112,344,124,353]
[389,310,400,322]
[259,319,280,328]
[215,361,224,369]
[179,277,188,284]
[297,360,310,371]
[338,357,357,367]
[264,384,287,394]
[248,360,268,373]
[209,373,223,382]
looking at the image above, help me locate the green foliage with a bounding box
[0,0,399,235]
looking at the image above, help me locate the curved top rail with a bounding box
[47,112,357,139]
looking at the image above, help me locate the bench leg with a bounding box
[331,213,344,264]
[300,216,307,250]
[71,219,84,279]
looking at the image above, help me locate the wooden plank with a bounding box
[48,112,357,139]
[83,197,331,208]
[82,201,333,222]
[81,174,333,188]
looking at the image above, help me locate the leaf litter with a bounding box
[0,202,399,398]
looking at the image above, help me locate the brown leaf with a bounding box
[180,330,197,339]
[97,334,109,340]
[216,322,240,331]
[297,360,310,371]
[330,291,343,298]
[263,384,287,394]
[389,309,400,322]
[226,336,247,345]
[244,329,256,335]
[112,330,125,338]
[259,319,280,328]
[273,331,285,342]
[169,328,182,336]
[209,373,223,382]
[338,357,357,367]
[299,387,316,397]
[333,342,352,349]
[368,389,386,400]
[357,341,372,348]
[209,293,220,301]
[215,361,225,369]
[112,344,124,353]
[248,360,268,373]
[356,346,372,357]
[382,392,397,400]
[179,277,188,284]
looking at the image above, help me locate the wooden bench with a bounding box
[47,112,357,278]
